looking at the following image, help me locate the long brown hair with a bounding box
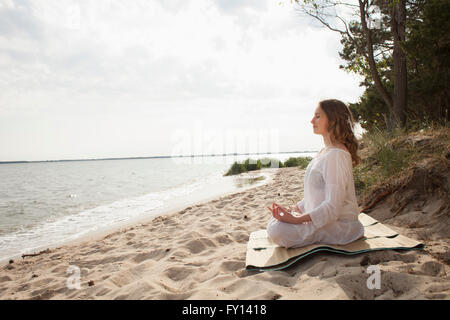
[319,99,361,167]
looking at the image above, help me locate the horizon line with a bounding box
[0,150,318,164]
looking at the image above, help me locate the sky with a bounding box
[0,0,365,161]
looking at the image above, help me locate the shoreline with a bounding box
[0,168,278,265]
[50,168,279,254]
[0,166,448,300]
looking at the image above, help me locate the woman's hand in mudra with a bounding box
[267,203,312,225]
[266,203,296,223]
[289,205,301,214]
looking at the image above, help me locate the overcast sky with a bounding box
[0,0,364,161]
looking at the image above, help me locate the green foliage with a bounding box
[349,85,393,132]
[296,0,445,133]
[344,0,449,131]
[353,126,412,194]
[294,1,449,131]
[363,127,410,175]
[258,157,284,168]
[224,161,246,176]
[223,156,313,176]
[402,0,450,127]
[288,1,450,200]
[374,143,409,177]
[224,158,265,176]
[283,156,313,168]
[243,158,261,171]
[354,125,449,201]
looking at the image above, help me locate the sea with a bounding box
[0,152,316,263]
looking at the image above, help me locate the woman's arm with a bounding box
[271,205,312,224]
[296,199,305,213]
[308,151,351,229]
[287,213,312,224]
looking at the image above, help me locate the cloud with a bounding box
[0,0,44,39]
[0,0,296,105]
[214,0,268,14]
[0,0,365,161]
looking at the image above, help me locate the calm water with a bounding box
[0,152,316,262]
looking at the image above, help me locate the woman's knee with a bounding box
[266,220,291,248]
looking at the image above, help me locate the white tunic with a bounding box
[266,147,364,248]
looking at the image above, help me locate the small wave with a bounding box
[0,168,274,263]
[0,175,217,262]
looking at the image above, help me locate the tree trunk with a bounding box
[359,0,394,129]
[390,0,407,130]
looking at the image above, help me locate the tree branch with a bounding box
[374,47,393,58]
[336,14,356,43]
[358,0,393,110]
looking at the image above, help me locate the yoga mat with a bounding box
[245,213,425,271]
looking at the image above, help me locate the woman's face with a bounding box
[311,105,329,135]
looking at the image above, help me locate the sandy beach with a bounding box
[0,166,449,300]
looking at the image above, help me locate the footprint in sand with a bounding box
[170,249,190,259]
[359,251,418,267]
[220,260,245,272]
[214,234,233,245]
[204,224,223,235]
[229,231,249,243]
[0,276,12,282]
[109,270,148,288]
[184,238,216,254]
[131,243,147,249]
[16,283,30,292]
[30,288,56,300]
[306,260,329,277]
[420,261,445,276]
[50,266,68,274]
[132,249,170,263]
[215,200,232,209]
[267,274,297,288]
[424,283,450,296]
[164,266,195,281]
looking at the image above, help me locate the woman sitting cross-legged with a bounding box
[266,99,365,248]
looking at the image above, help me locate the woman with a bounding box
[266,99,364,248]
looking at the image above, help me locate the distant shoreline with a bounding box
[0,151,318,164]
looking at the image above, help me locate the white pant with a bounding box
[266,216,364,248]
[266,216,319,248]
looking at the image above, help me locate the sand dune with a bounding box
[0,167,448,300]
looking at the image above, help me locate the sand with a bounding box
[0,167,449,300]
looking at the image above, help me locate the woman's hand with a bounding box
[267,203,311,224]
[290,205,302,214]
[272,204,296,223]
[267,203,290,216]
